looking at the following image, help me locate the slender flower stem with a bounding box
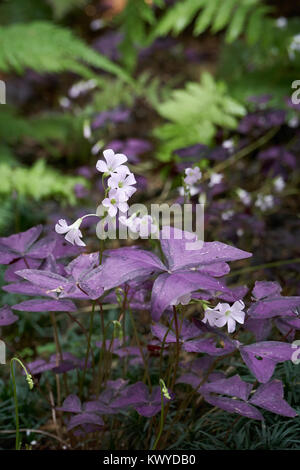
[151,384,165,450]
[128,306,152,390]
[170,306,180,390]
[10,357,34,450]
[159,317,175,378]
[96,302,106,395]
[80,301,96,397]
[49,312,67,403]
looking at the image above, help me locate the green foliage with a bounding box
[0,0,52,25]
[0,160,88,204]
[218,17,300,105]
[116,0,164,71]
[0,21,130,81]
[152,0,273,45]
[49,0,89,20]
[116,0,154,71]
[87,71,174,113]
[0,107,88,161]
[154,72,246,161]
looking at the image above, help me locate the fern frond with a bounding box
[0,21,130,82]
[154,72,245,161]
[87,71,174,112]
[152,0,273,45]
[0,160,88,204]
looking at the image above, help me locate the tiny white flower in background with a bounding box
[289,34,300,60]
[59,97,71,108]
[273,176,285,192]
[276,17,287,28]
[108,168,136,199]
[171,293,192,306]
[222,139,234,153]
[288,116,299,128]
[208,172,223,187]
[96,149,128,175]
[90,19,104,31]
[213,300,245,333]
[55,218,86,246]
[221,209,234,221]
[91,141,102,155]
[83,119,92,139]
[237,188,251,206]
[255,194,275,211]
[184,167,202,186]
[237,228,244,237]
[102,189,128,217]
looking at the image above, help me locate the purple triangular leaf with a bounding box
[0,305,18,326]
[249,380,297,418]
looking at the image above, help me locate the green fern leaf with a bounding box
[151,0,205,38]
[0,21,130,82]
[0,160,88,204]
[194,0,220,36]
[225,0,258,43]
[246,6,273,45]
[211,0,237,33]
[154,72,245,161]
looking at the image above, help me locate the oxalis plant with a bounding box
[0,149,299,450]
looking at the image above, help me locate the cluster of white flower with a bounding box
[96,149,156,235]
[55,149,155,245]
[255,194,275,211]
[202,300,245,333]
[96,149,137,218]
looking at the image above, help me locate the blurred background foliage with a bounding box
[0,0,299,231]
